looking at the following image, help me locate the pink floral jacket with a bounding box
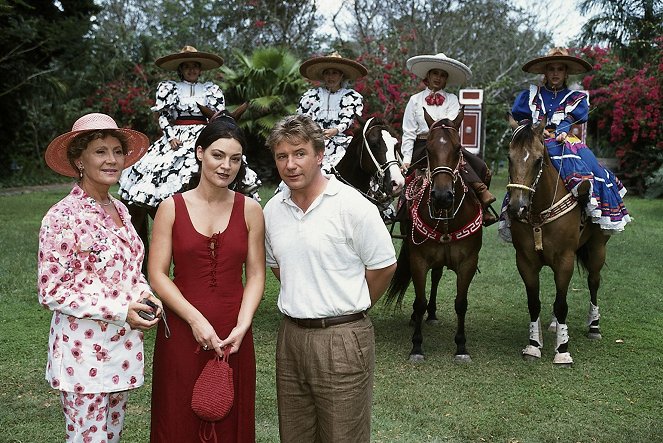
[38,184,152,394]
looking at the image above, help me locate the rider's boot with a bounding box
[576,180,591,208]
[470,182,497,226]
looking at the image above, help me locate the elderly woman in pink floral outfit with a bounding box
[38,113,162,442]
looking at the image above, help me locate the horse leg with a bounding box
[552,256,575,366]
[124,202,151,275]
[426,268,443,325]
[584,233,609,340]
[409,260,429,362]
[452,262,476,363]
[517,254,543,360]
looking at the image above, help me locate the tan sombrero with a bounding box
[155,46,223,71]
[522,47,592,75]
[299,52,368,81]
[45,113,149,178]
[406,53,472,87]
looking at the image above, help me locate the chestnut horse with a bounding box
[505,116,609,366]
[333,116,405,209]
[386,110,483,362]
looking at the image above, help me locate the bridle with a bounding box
[359,117,403,200]
[405,123,482,245]
[425,123,466,220]
[505,123,575,242]
[506,123,545,199]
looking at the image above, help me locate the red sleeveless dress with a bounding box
[150,192,256,442]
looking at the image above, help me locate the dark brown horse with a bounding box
[505,116,609,366]
[386,109,483,363]
[334,116,405,207]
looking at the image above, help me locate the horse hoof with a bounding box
[587,331,602,340]
[553,352,574,366]
[454,354,471,364]
[425,318,439,326]
[409,354,425,363]
[522,345,541,361]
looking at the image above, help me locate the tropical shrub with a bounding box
[85,63,161,139]
[218,47,308,182]
[579,41,662,196]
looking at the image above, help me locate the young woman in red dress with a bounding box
[148,117,265,442]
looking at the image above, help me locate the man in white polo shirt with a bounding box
[264,114,397,443]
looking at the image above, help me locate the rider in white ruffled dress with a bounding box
[296,52,367,174]
[119,46,260,207]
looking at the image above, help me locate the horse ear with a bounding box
[230,102,249,121]
[452,106,465,129]
[423,108,434,128]
[356,114,366,127]
[198,103,216,119]
[532,115,547,136]
[507,112,519,129]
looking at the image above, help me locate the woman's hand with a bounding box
[401,162,410,174]
[190,316,223,354]
[169,138,182,149]
[556,131,568,142]
[126,299,160,330]
[323,128,339,138]
[218,325,249,356]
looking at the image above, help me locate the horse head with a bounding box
[424,107,464,214]
[357,117,405,198]
[506,114,547,220]
[204,102,249,125]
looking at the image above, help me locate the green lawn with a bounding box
[1,175,662,442]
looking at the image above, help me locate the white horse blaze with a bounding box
[381,130,405,191]
[523,151,530,162]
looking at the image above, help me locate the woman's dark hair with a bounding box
[67,130,128,175]
[186,118,247,190]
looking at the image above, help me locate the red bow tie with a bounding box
[425,92,445,106]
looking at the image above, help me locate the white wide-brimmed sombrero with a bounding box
[299,52,368,81]
[155,46,223,71]
[45,113,149,177]
[522,47,592,75]
[406,53,472,87]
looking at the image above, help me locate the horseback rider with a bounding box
[297,51,368,174]
[504,47,631,237]
[401,53,497,226]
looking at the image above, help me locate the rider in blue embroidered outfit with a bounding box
[507,47,631,235]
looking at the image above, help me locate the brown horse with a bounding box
[334,116,405,207]
[386,109,483,363]
[505,116,609,366]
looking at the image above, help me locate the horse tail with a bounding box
[576,242,589,274]
[385,241,412,307]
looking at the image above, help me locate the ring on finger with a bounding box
[202,345,209,351]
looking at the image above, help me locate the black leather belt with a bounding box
[286,311,367,328]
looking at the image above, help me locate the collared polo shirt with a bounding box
[264,175,396,319]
